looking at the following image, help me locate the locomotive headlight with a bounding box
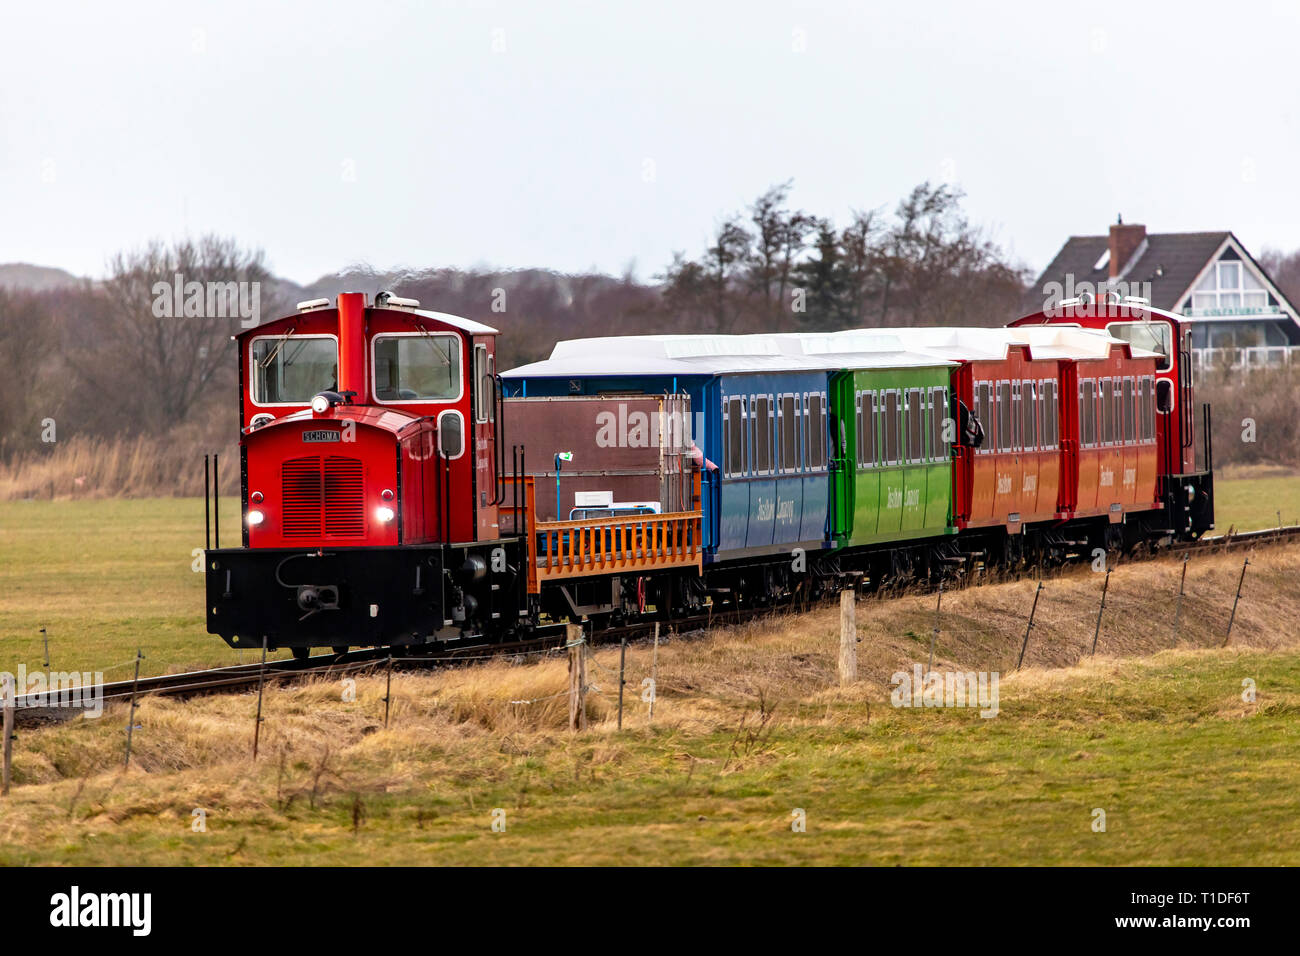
[1187,486,1196,502]
[247,509,265,526]
[376,506,395,523]
[311,394,331,414]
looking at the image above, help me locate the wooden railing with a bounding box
[511,471,703,594]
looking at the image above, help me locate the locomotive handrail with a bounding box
[508,470,702,594]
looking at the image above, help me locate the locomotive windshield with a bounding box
[373,333,462,402]
[250,335,339,404]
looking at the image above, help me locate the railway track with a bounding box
[13,522,1299,728]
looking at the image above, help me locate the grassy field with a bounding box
[1213,466,1300,531]
[1,481,1299,865]
[0,497,287,678]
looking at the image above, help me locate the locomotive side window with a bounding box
[473,344,493,423]
[373,333,462,403]
[250,335,338,405]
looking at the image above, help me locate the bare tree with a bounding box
[74,236,281,432]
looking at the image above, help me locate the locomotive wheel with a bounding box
[291,646,311,661]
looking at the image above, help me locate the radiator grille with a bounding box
[280,456,365,538]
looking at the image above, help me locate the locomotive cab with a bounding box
[207,293,520,656]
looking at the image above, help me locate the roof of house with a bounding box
[1024,231,1232,314]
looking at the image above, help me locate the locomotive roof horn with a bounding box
[375,290,421,308]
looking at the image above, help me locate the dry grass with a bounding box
[0,434,238,499]
[2,542,1300,865]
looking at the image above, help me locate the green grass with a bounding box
[0,648,1296,865]
[1213,471,1300,531]
[0,498,286,678]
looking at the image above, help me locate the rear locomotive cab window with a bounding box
[373,332,462,403]
[250,335,339,405]
[437,409,464,459]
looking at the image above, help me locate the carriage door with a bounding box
[472,338,500,540]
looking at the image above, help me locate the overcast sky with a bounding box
[3,0,1297,285]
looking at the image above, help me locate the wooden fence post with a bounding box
[567,623,586,731]
[648,622,660,723]
[1224,555,1250,647]
[1172,552,1189,642]
[839,587,857,686]
[2,673,14,796]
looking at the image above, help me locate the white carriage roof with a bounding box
[503,333,951,378]
[500,325,1157,379]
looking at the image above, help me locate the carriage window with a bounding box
[930,387,948,461]
[1021,381,1036,451]
[906,389,922,463]
[1041,380,1057,449]
[884,391,899,464]
[806,393,825,469]
[373,333,461,402]
[250,335,338,405]
[1099,379,1114,445]
[1081,380,1096,447]
[869,392,880,466]
[1122,378,1135,442]
[781,395,797,472]
[997,383,1012,452]
[725,398,743,476]
[753,396,773,474]
[976,382,993,455]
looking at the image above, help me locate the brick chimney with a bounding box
[1108,217,1146,279]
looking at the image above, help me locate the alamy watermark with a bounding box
[2,666,104,718]
[151,273,260,327]
[890,664,999,718]
[1041,274,1153,318]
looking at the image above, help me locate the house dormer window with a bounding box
[1189,258,1269,315]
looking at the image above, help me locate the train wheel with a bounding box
[291,647,311,661]
[332,645,349,655]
